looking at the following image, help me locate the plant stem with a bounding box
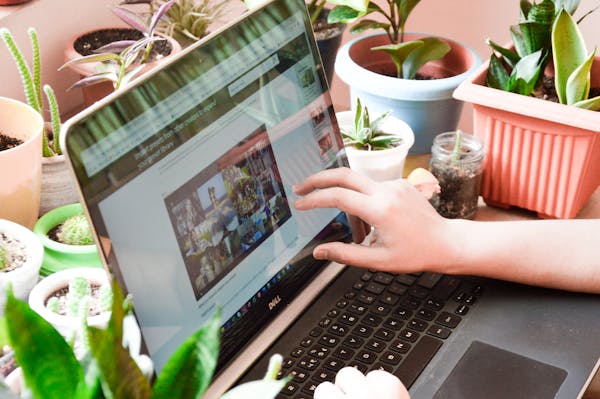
[451,129,462,165]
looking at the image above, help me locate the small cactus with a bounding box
[46,296,59,313]
[0,244,7,270]
[57,214,94,246]
[67,276,91,317]
[98,284,113,313]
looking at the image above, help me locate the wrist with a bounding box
[437,218,476,275]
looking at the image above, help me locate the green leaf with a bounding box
[349,19,390,35]
[371,40,423,78]
[0,317,8,347]
[507,49,544,95]
[520,0,533,20]
[88,282,152,399]
[402,37,451,79]
[573,95,600,110]
[511,22,550,56]
[73,354,103,399]
[566,49,595,104]
[327,0,369,13]
[398,0,421,28]
[58,53,121,70]
[553,0,581,15]
[552,9,588,103]
[528,0,555,25]
[5,288,84,399]
[369,109,392,132]
[220,379,290,399]
[151,311,221,399]
[486,39,520,68]
[327,5,365,24]
[486,53,510,90]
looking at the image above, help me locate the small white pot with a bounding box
[337,111,415,181]
[0,219,43,313]
[28,267,110,339]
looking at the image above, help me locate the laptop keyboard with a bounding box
[276,271,482,398]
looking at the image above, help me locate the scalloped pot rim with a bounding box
[335,32,482,101]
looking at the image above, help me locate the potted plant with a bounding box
[453,0,600,218]
[1,28,80,217]
[0,96,44,229]
[61,0,182,106]
[3,282,290,399]
[33,203,102,276]
[337,98,414,181]
[0,219,43,313]
[329,0,481,155]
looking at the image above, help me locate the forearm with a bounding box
[446,219,600,293]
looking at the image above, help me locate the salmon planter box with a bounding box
[453,56,600,219]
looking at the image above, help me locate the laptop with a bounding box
[60,0,600,397]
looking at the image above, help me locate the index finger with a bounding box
[293,167,376,196]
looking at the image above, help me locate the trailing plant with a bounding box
[56,214,95,246]
[485,0,600,110]
[326,0,450,79]
[121,0,230,47]
[60,0,177,91]
[0,283,289,399]
[341,98,403,150]
[0,27,62,157]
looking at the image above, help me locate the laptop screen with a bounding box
[62,0,351,373]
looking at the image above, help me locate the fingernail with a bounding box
[292,184,299,193]
[314,248,328,259]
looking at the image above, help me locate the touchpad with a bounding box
[433,341,567,399]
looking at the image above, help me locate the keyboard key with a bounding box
[366,339,386,353]
[327,308,341,318]
[357,350,377,364]
[319,318,332,328]
[394,307,413,320]
[362,313,383,327]
[308,346,329,359]
[455,304,469,316]
[280,382,299,395]
[353,324,374,338]
[324,358,346,372]
[300,337,315,347]
[388,283,408,296]
[390,339,411,354]
[339,312,359,326]
[373,362,395,373]
[361,272,374,282]
[424,298,445,311]
[282,358,295,368]
[464,295,477,305]
[454,292,467,302]
[348,302,367,315]
[343,335,364,349]
[336,299,349,308]
[383,317,403,331]
[366,282,385,295]
[408,285,429,299]
[416,272,442,289]
[380,293,400,306]
[408,318,428,332]
[416,308,436,321]
[353,281,365,290]
[329,323,349,336]
[372,304,392,316]
[301,381,319,395]
[394,335,442,388]
[435,312,461,328]
[357,293,377,305]
[290,347,305,358]
[472,285,484,296]
[313,368,336,382]
[332,346,355,360]
[431,276,461,300]
[344,291,356,300]
[373,328,394,341]
[427,325,451,339]
[396,275,417,286]
[380,351,402,365]
[346,362,368,373]
[400,296,421,309]
[399,329,420,343]
[309,327,323,337]
[373,273,394,285]
[298,356,319,371]
[289,369,309,382]
[319,334,339,347]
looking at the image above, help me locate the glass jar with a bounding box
[429,131,485,219]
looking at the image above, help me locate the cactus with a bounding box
[46,296,59,313]
[56,214,94,246]
[0,244,7,271]
[98,284,113,313]
[67,276,91,317]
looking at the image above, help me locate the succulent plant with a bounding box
[327,0,450,79]
[341,98,403,151]
[0,27,62,157]
[56,214,95,246]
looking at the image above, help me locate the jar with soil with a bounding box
[429,131,485,219]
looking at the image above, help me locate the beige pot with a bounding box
[0,97,43,229]
[40,155,79,216]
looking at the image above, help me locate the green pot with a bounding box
[33,203,102,276]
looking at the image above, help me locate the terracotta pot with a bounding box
[335,32,481,154]
[40,154,79,216]
[63,28,182,106]
[0,0,31,5]
[337,111,414,181]
[453,56,600,219]
[0,97,44,229]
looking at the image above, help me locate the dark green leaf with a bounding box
[151,311,221,399]
[371,40,423,78]
[88,282,152,399]
[528,0,555,24]
[5,288,84,399]
[486,39,520,68]
[519,21,552,55]
[402,37,451,79]
[507,50,544,95]
[552,9,587,103]
[327,5,364,24]
[520,0,533,20]
[398,0,421,27]
[486,53,510,90]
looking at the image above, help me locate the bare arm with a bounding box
[293,167,600,294]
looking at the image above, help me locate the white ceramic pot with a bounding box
[337,111,415,181]
[28,267,110,339]
[0,219,43,313]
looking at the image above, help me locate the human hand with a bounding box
[314,367,410,399]
[293,167,458,273]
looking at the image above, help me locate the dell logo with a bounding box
[268,295,282,311]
